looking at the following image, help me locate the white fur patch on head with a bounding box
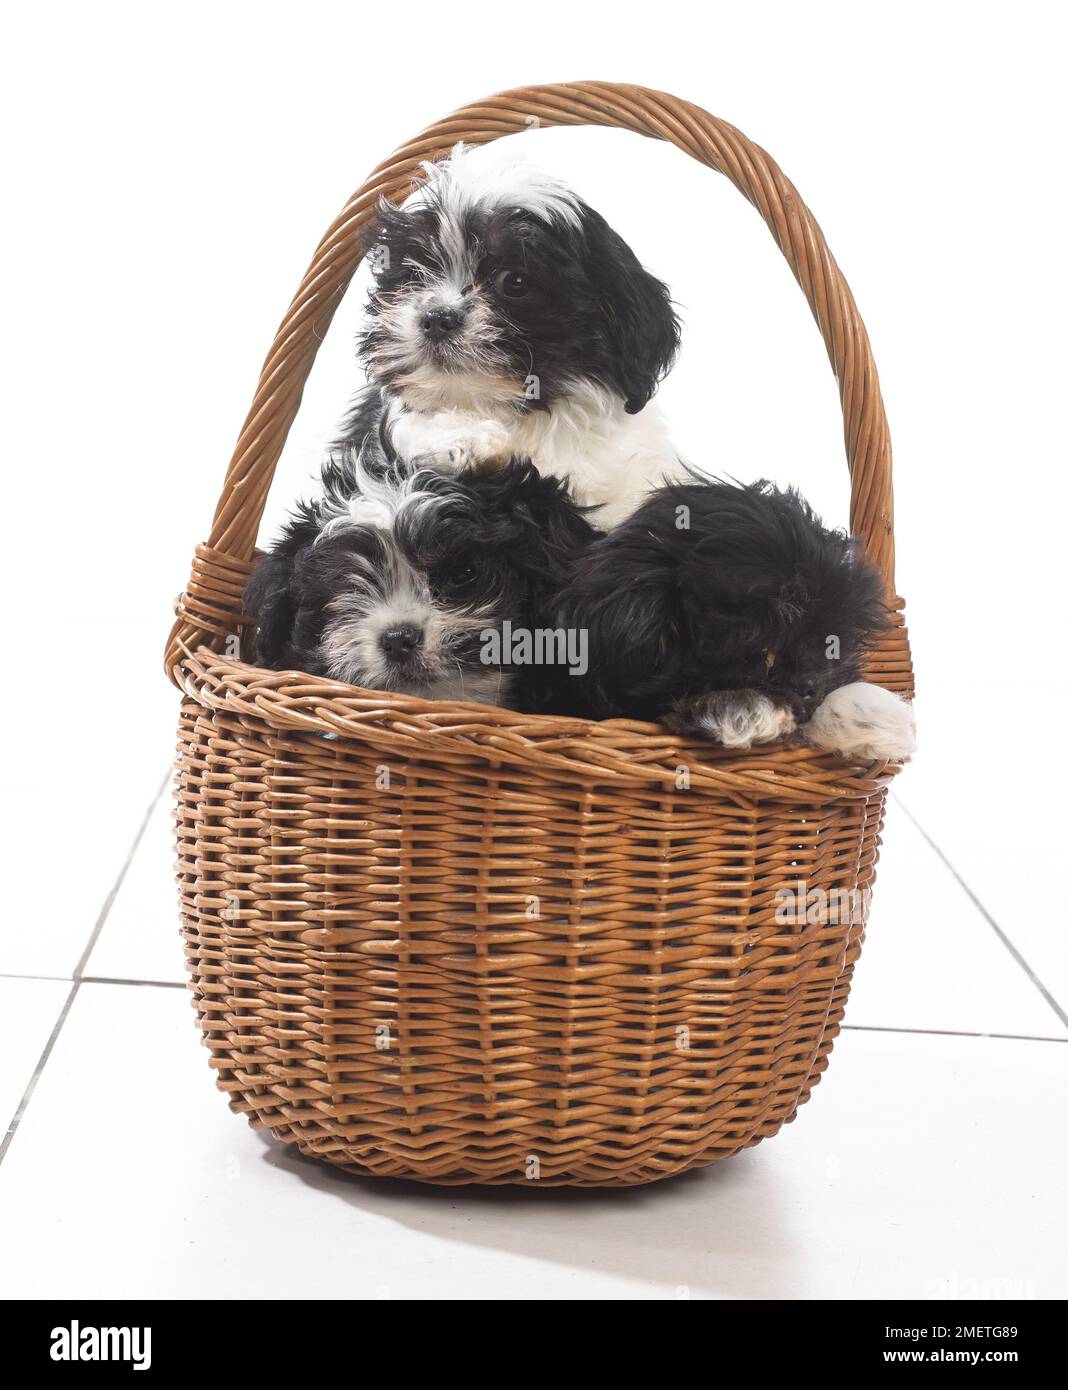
[804,682,917,762]
[347,494,393,529]
[409,141,583,229]
[316,448,446,540]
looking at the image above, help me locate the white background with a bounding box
[0,1,1065,1300]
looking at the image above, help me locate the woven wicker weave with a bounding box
[164,82,913,1187]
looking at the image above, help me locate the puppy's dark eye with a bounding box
[376,259,421,288]
[433,564,478,597]
[495,269,532,299]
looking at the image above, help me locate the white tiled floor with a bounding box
[84,786,185,986]
[2,755,1066,1299]
[1,982,1063,1300]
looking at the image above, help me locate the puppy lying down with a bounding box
[244,459,916,762]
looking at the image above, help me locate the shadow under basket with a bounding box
[164,82,914,1187]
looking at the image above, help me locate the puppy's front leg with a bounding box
[389,411,512,470]
[666,690,797,748]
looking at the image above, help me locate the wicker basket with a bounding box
[164,82,913,1187]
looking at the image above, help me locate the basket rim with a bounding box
[175,645,901,803]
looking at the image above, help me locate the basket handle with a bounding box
[165,81,897,680]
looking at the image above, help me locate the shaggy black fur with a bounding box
[551,477,889,729]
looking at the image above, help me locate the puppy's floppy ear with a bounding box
[458,459,594,605]
[243,551,297,667]
[552,526,684,717]
[484,459,596,577]
[242,503,328,668]
[509,461,598,556]
[580,204,681,414]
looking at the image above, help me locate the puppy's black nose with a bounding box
[422,305,462,341]
[380,625,422,659]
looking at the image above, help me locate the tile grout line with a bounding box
[2,969,1063,1043]
[892,792,1068,1031]
[70,767,172,981]
[2,970,184,986]
[81,975,186,990]
[842,1024,1068,1044]
[0,981,79,1165]
[0,972,82,984]
[0,767,172,1167]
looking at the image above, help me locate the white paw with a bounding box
[699,693,797,749]
[804,682,916,762]
[424,419,512,470]
[453,423,510,467]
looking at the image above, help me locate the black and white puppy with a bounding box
[553,478,917,761]
[336,142,683,527]
[243,458,595,707]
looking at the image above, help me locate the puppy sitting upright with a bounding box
[335,143,683,527]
